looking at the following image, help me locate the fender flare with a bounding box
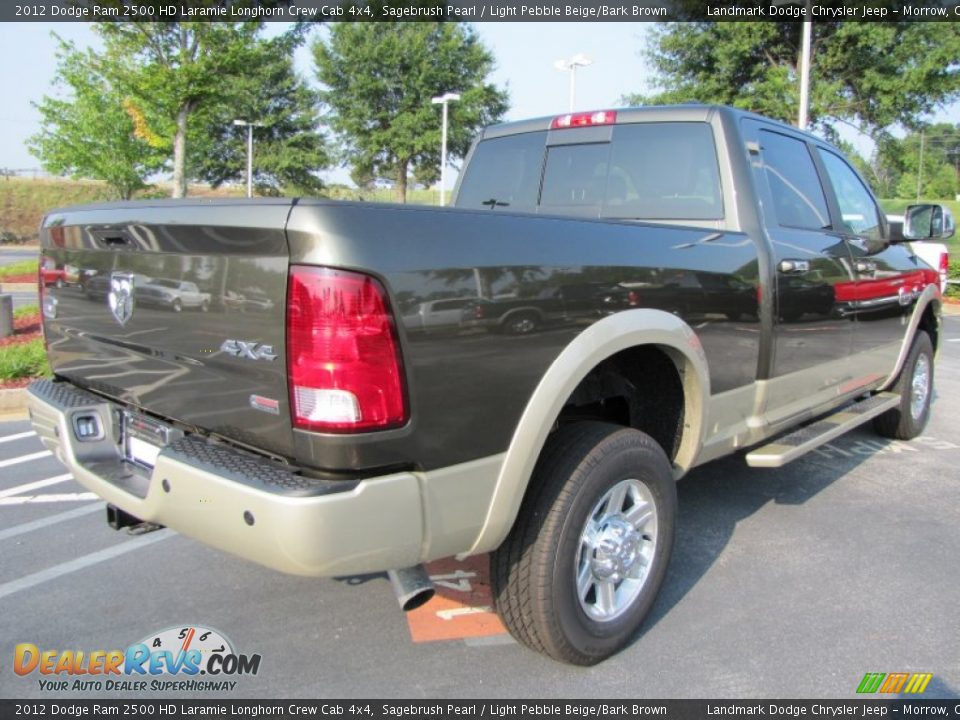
[880,285,942,391]
[467,309,711,555]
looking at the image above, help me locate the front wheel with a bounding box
[874,331,934,440]
[491,422,676,665]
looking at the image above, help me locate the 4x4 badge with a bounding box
[108,272,135,326]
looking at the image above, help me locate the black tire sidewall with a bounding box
[548,430,677,661]
[898,332,934,437]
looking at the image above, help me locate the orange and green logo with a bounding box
[856,672,932,694]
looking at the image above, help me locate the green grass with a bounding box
[14,305,39,319]
[0,260,38,279]
[0,339,50,381]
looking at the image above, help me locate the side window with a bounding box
[454,132,546,213]
[817,148,882,242]
[759,130,831,231]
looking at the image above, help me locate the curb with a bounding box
[0,283,37,293]
[0,387,28,416]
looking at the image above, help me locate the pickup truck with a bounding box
[28,106,955,666]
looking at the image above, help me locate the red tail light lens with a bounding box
[287,266,407,433]
[939,252,949,287]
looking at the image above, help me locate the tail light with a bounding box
[286,266,407,433]
[474,304,486,319]
[627,290,640,307]
[939,252,949,292]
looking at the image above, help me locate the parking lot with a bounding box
[2,317,960,699]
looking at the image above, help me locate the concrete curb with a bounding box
[0,387,28,416]
[0,283,37,293]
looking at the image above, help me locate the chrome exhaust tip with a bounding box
[388,565,435,612]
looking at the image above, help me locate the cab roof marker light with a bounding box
[551,111,618,130]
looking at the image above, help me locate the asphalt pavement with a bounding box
[1,319,959,700]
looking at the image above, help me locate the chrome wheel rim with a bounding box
[511,317,535,333]
[575,478,658,623]
[910,353,931,421]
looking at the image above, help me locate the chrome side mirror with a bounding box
[903,204,956,241]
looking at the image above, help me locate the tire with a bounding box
[874,331,934,440]
[200,300,210,313]
[55,278,64,289]
[491,421,677,665]
[502,312,539,335]
[171,299,183,313]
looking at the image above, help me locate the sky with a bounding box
[0,21,955,187]
[0,21,655,184]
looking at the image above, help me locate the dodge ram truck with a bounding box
[28,105,956,665]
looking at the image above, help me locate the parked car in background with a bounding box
[135,278,211,312]
[40,257,65,288]
[402,298,475,333]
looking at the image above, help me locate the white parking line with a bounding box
[0,502,104,541]
[0,473,72,499]
[0,492,98,506]
[0,529,173,601]
[0,450,52,469]
[0,431,36,444]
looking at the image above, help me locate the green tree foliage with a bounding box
[889,125,960,200]
[313,22,508,202]
[187,34,329,195]
[630,22,960,138]
[95,21,274,198]
[29,39,166,200]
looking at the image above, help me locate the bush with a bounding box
[947,260,960,300]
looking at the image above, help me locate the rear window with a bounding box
[455,122,723,221]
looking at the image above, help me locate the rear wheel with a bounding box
[171,299,183,313]
[491,422,676,665]
[874,331,934,440]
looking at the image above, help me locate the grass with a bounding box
[0,339,50,382]
[14,305,39,320]
[0,260,38,279]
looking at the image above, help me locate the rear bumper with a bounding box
[27,379,425,577]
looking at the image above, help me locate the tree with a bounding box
[891,124,960,200]
[629,22,960,138]
[187,35,329,195]
[29,39,166,199]
[95,21,275,198]
[313,22,508,202]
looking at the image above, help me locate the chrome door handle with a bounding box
[778,259,810,274]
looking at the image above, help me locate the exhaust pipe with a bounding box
[388,565,435,612]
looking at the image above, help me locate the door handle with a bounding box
[855,260,877,275]
[778,259,810,274]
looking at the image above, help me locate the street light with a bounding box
[554,53,592,112]
[431,92,460,207]
[232,119,264,198]
[797,1,812,130]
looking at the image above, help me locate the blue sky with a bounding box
[0,21,655,182]
[0,21,955,186]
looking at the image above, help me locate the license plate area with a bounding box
[122,412,181,470]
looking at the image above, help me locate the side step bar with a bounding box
[745,392,901,468]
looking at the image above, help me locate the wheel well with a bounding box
[919,303,939,353]
[556,345,685,461]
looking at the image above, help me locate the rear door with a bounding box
[40,200,294,457]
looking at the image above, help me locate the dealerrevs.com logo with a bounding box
[13,625,262,692]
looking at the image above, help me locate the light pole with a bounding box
[431,92,460,207]
[554,53,592,112]
[797,0,812,129]
[232,119,263,198]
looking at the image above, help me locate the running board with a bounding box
[745,393,901,468]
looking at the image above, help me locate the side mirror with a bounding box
[903,204,956,241]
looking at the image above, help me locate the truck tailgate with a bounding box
[40,199,295,458]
